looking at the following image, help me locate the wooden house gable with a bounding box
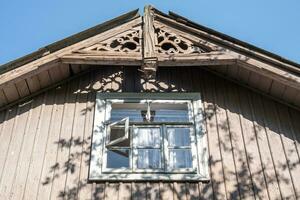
[0,5,299,111]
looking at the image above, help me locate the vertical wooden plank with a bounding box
[123,67,135,92]
[247,72,260,90]
[262,97,296,199]
[249,92,282,199]
[111,67,122,92]
[237,66,250,85]
[216,65,228,75]
[80,64,89,71]
[15,79,31,97]
[226,65,239,79]
[91,68,103,91]
[0,107,18,185]
[238,87,269,199]
[3,84,20,102]
[102,67,113,92]
[132,183,147,200]
[224,82,255,200]
[37,70,52,88]
[48,65,64,83]
[185,182,200,200]
[275,103,300,198]
[78,73,95,199]
[0,89,8,107]
[49,79,80,199]
[289,109,300,161]
[64,74,90,199]
[119,182,132,200]
[180,67,193,92]
[146,182,160,200]
[213,77,240,200]
[0,101,32,199]
[191,68,214,199]
[26,75,41,93]
[160,182,174,200]
[22,90,55,200]
[0,106,19,171]
[292,93,300,107]
[0,110,6,137]
[9,95,44,200]
[71,64,82,74]
[257,75,272,92]
[59,63,71,79]
[105,182,119,200]
[281,87,298,106]
[173,182,187,200]
[289,108,300,198]
[201,70,226,199]
[269,81,286,99]
[92,183,105,200]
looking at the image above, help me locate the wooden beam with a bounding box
[157,52,237,66]
[61,54,142,66]
[142,5,158,78]
[0,17,142,89]
[154,12,300,75]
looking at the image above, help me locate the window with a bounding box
[89,93,209,181]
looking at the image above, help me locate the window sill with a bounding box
[88,173,210,182]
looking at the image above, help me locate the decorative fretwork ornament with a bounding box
[155,28,210,55]
[82,29,141,53]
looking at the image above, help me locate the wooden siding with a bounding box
[0,66,299,200]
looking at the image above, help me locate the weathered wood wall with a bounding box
[0,66,299,200]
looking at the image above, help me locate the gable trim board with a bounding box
[0,5,299,110]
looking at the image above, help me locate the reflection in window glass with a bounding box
[167,128,191,147]
[151,103,190,122]
[137,149,161,169]
[110,102,191,123]
[107,149,130,168]
[110,103,147,122]
[169,149,192,169]
[137,128,160,147]
[109,126,130,147]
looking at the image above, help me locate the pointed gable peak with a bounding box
[0,6,299,110]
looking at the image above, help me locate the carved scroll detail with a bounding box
[82,29,141,53]
[156,28,210,55]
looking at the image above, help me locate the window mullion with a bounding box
[132,125,137,172]
[162,124,168,172]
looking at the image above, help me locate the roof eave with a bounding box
[0,8,140,75]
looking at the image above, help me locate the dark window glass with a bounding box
[109,126,130,147]
[107,149,130,168]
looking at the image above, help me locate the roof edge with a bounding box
[0,8,140,74]
[166,10,300,68]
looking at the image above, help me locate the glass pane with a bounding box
[167,128,191,147]
[136,128,160,147]
[110,103,147,122]
[169,149,192,169]
[107,149,130,168]
[151,103,190,122]
[137,149,161,169]
[109,126,130,147]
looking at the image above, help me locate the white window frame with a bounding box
[89,93,209,181]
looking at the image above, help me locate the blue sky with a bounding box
[0,0,299,65]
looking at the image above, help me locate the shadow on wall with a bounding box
[0,66,299,199]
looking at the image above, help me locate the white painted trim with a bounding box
[89,97,106,179]
[89,92,210,181]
